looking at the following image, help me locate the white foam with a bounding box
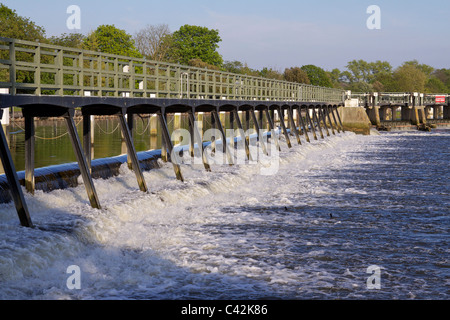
[1,131,374,299]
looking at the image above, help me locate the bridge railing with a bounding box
[350,92,450,107]
[423,93,449,105]
[378,92,410,105]
[0,37,344,104]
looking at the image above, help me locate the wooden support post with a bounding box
[0,117,33,227]
[330,106,341,133]
[127,113,134,169]
[82,114,92,170]
[312,106,325,139]
[160,111,168,162]
[305,107,318,140]
[188,111,211,171]
[258,110,264,132]
[335,106,345,132]
[245,110,250,146]
[64,111,101,210]
[212,110,234,165]
[276,107,292,148]
[245,110,250,130]
[251,109,268,155]
[24,113,35,194]
[118,111,148,192]
[188,114,195,158]
[287,107,301,145]
[379,106,387,121]
[158,112,184,181]
[264,108,281,152]
[229,111,235,150]
[325,106,335,135]
[297,107,310,143]
[444,105,450,120]
[319,107,330,136]
[210,112,216,153]
[232,109,252,161]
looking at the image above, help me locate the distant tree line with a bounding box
[1,3,449,93]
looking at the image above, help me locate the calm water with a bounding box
[0,128,448,300]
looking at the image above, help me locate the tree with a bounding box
[372,80,385,93]
[171,25,223,67]
[222,60,261,77]
[346,59,392,83]
[326,68,344,88]
[403,60,434,77]
[223,60,245,74]
[392,63,427,92]
[301,65,333,87]
[188,58,220,70]
[346,59,371,83]
[372,71,397,92]
[83,24,142,57]
[0,4,46,41]
[260,67,283,80]
[347,81,374,93]
[48,33,85,48]
[432,68,450,89]
[134,24,173,61]
[425,77,447,93]
[284,67,310,84]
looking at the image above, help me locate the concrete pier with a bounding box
[337,107,372,135]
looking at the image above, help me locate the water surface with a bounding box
[0,129,448,299]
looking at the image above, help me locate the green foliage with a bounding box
[326,68,342,88]
[345,59,392,83]
[403,60,434,77]
[393,63,427,92]
[284,67,310,84]
[301,65,333,87]
[425,77,447,93]
[259,67,283,80]
[372,71,396,92]
[171,25,223,67]
[332,59,449,93]
[432,68,450,90]
[0,4,46,41]
[48,33,85,49]
[222,60,245,74]
[347,81,374,93]
[83,25,142,58]
[188,58,220,70]
[222,60,259,77]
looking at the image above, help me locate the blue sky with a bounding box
[2,0,450,72]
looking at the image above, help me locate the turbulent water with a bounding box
[0,129,448,300]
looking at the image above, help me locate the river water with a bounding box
[0,128,448,300]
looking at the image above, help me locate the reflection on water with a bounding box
[1,112,254,174]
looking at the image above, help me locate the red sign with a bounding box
[435,96,446,103]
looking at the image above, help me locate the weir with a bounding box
[352,92,450,131]
[1,103,345,228]
[0,36,443,228]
